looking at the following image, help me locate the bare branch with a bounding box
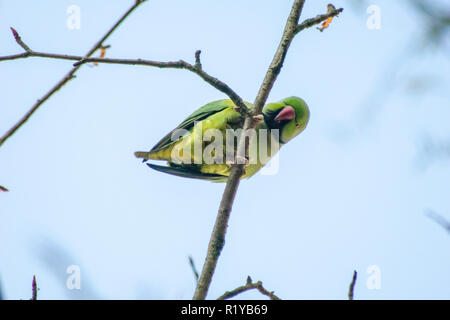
[73,54,248,114]
[348,270,357,300]
[0,185,9,192]
[217,276,281,300]
[0,0,147,147]
[253,0,306,115]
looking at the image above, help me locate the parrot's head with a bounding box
[262,96,310,143]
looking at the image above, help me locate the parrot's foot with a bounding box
[236,155,249,165]
[226,155,249,166]
[252,114,264,124]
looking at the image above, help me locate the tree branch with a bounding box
[0,37,250,129]
[0,0,147,147]
[217,276,280,300]
[252,0,306,115]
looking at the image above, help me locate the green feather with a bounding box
[150,100,234,153]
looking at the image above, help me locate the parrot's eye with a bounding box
[295,123,299,128]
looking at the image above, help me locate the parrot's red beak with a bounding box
[274,106,295,122]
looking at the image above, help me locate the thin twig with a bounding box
[70,49,245,108]
[10,27,32,52]
[194,50,202,70]
[295,5,344,34]
[0,0,146,147]
[217,276,280,300]
[31,275,37,300]
[348,270,357,300]
[0,185,9,192]
[188,256,199,282]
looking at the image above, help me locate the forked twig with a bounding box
[218,276,280,300]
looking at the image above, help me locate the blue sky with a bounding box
[1,0,450,299]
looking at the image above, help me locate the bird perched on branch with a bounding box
[135,97,309,181]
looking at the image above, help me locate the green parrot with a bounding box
[134,96,309,182]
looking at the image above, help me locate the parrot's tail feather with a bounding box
[146,163,226,182]
[134,151,149,159]
[134,151,150,162]
[135,149,171,161]
[134,151,153,162]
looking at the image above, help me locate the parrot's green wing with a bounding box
[139,99,254,181]
[150,100,233,153]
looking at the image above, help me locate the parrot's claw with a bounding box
[225,156,249,166]
[236,155,249,165]
[252,114,264,124]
